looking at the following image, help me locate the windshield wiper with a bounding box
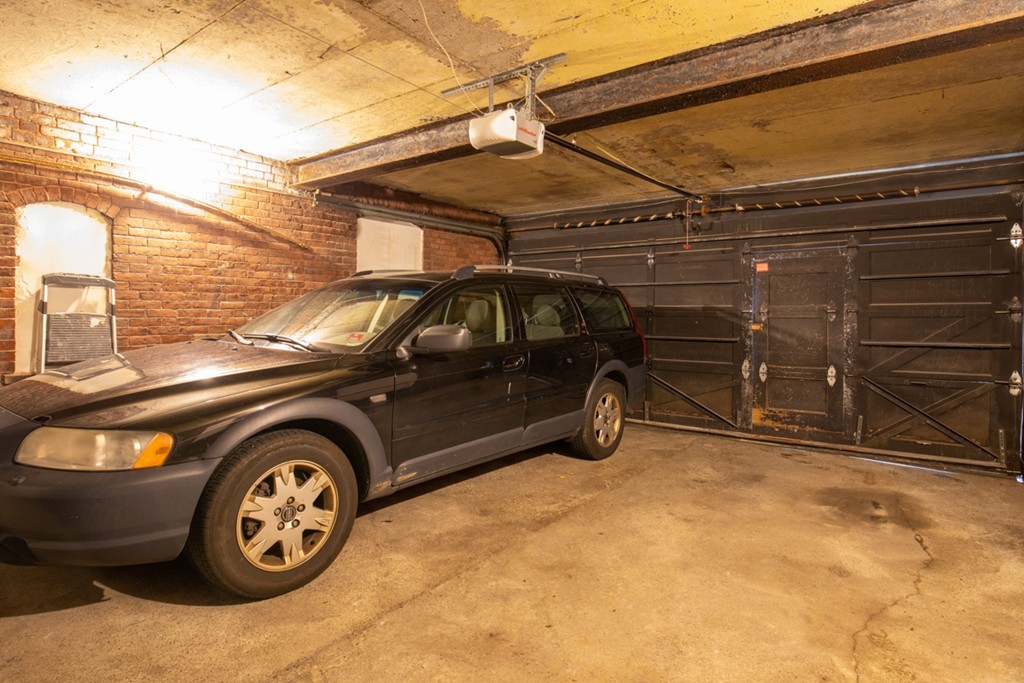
[228,329,254,345]
[244,333,322,352]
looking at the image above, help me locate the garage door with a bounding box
[509,184,1023,472]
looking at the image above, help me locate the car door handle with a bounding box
[503,355,525,372]
[579,345,595,358]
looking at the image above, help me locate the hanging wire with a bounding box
[416,0,485,116]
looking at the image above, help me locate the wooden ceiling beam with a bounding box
[292,0,1024,190]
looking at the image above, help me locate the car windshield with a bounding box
[236,279,427,351]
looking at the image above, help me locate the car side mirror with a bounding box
[410,325,471,355]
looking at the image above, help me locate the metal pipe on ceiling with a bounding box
[315,192,508,261]
[701,177,1024,216]
[0,144,312,251]
[509,176,1024,233]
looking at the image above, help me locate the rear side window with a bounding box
[576,288,633,331]
[513,284,580,341]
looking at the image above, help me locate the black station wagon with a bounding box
[0,265,646,597]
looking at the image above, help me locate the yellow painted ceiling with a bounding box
[374,37,1024,215]
[0,0,874,160]
[2,1,1021,219]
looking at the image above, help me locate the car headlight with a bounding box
[15,427,175,471]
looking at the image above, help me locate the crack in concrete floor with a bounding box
[851,489,937,683]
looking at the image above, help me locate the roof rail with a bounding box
[351,269,422,278]
[453,264,607,285]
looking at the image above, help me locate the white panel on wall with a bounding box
[14,202,111,374]
[356,218,422,272]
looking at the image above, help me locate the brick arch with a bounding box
[5,195,117,377]
[3,186,121,219]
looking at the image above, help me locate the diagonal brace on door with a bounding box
[862,383,994,445]
[649,372,739,429]
[861,377,1001,462]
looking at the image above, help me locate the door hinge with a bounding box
[1010,371,1022,397]
[759,362,768,383]
[741,358,751,381]
[1008,296,1022,325]
[827,365,837,387]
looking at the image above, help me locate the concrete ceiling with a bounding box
[2,0,1022,220]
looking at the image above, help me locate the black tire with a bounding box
[187,430,358,599]
[571,378,626,460]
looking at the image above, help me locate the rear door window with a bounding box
[513,284,580,341]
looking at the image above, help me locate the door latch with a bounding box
[827,365,837,387]
[759,362,768,383]
[741,358,751,381]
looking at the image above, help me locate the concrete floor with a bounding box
[1,426,1022,682]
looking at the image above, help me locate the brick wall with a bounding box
[0,91,498,379]
[422,228,501,271]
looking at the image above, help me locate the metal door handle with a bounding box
[503,355,525,372]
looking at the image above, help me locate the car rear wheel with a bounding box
[571,378,625,460]
[187,430,357,599]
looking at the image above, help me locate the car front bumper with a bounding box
[0,457,220,566]
[0,406,219,566]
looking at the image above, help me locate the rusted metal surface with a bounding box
[293,0,1024,189]
[510,167,1024,472]
[546,4,1024,135]
[751,252,847,434]
[321,181,503,226]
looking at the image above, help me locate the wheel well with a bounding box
[255,420,372,499]
[602,369,628,394]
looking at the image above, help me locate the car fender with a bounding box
[588,359,646,411]
[201,397,392,500]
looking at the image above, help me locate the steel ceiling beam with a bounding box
[291,0,1024,190]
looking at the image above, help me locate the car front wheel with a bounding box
[571,378,625,460]
[187,430,358,599]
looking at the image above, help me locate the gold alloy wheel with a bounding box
[235,460,338,571]
[593,390,622,447]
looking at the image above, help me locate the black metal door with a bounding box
[854,226,1021,467]
[508,180,1024,473]
[751,253,846,434]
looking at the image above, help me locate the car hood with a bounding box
[0,339,340,425]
